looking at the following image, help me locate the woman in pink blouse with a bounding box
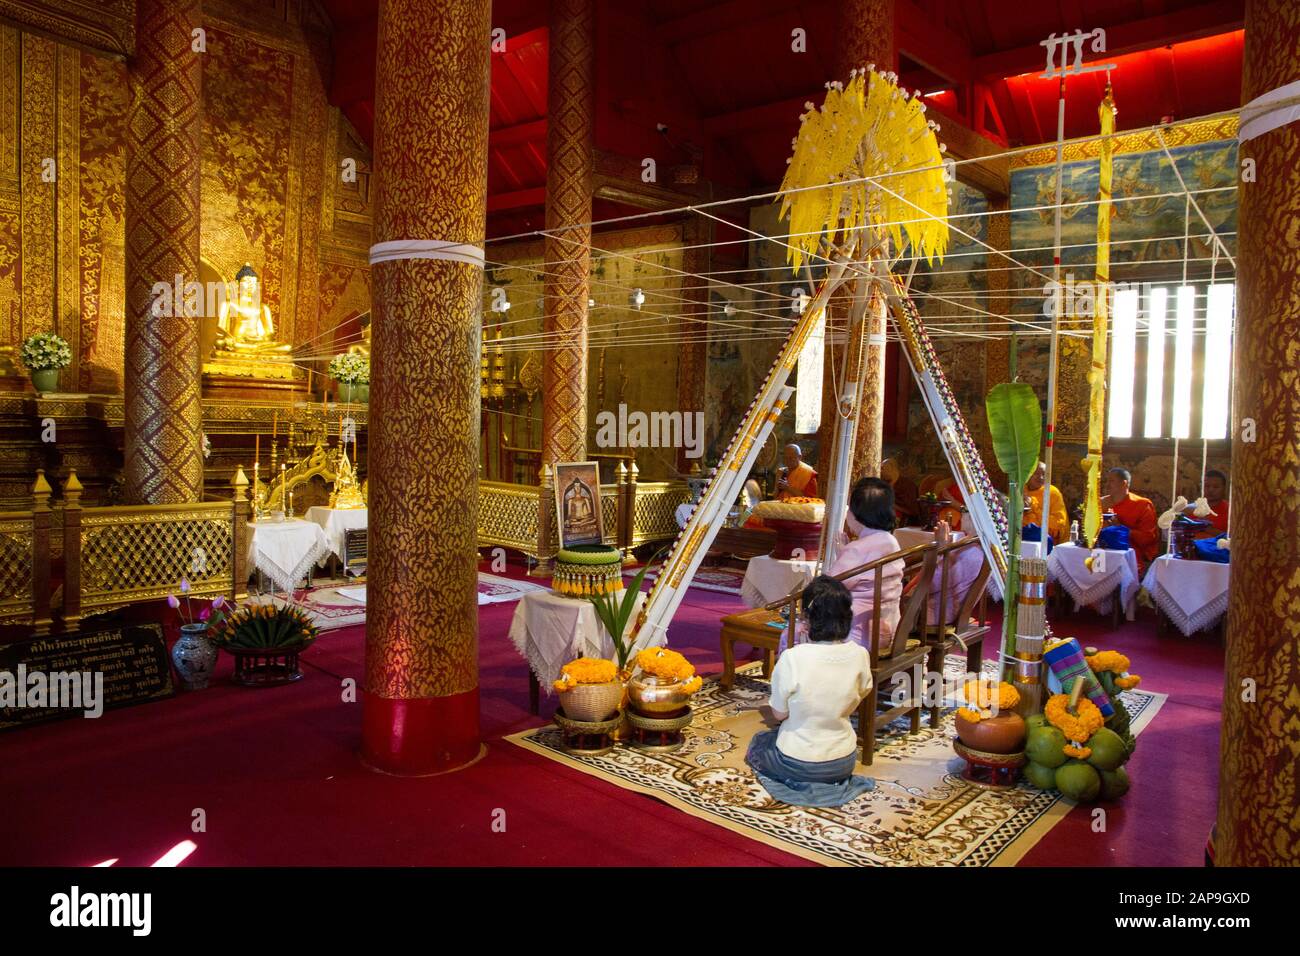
[827,477,905,653]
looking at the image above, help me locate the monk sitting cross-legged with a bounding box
[776,443,819,500]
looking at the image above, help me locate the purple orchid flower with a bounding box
[167,594,180,609]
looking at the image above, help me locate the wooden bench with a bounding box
[718,607,784,688]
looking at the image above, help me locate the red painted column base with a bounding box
[360,688,482,776]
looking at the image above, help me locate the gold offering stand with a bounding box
[250,409,366,521]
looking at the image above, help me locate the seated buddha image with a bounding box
[215,262,291,356]
[562,477,598,538]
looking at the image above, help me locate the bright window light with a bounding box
[1201,283,1235,439]
[794,310,824,433]
[1107,287,1139,437]
[1143,286,1169,438]
[1171,285,1196,439]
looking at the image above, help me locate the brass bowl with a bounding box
[627,672,692,717]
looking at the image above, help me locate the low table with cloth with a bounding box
[1142,554,1230,637]
[740,554,819,608]
[508,588,650,714]
[305,506,368,573]
[1046,542,1141,623]
[246,518,332,594]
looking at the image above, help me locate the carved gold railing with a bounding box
[476,461,691,569]
[0,462,685,629]
[0,469,251,633]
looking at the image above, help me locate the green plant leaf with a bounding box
[985,382,1042,488]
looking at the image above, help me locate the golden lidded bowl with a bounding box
[627,672,691,717]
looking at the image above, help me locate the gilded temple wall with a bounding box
[0,2,372,393]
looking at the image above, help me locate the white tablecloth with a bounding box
[247,519,332,594]
[740,554,819,608]
[1142,556,1231,637]
[305,506,368,559]
[1047,543,1140,620]
[507,589,654,695]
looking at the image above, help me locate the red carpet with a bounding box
[0,564,1221,866]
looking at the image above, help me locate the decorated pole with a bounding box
[1082,85,1117,546]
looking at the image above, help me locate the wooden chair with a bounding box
[922,536,991,728]
[855,544,937,765]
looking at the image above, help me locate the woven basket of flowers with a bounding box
[553,657,622,721]
[209,602,319,687]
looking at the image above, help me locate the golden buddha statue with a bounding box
[347,315,371,358]
[204,262,304,387]
[216,263,291,355]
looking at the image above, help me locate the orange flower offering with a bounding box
[553,657,618,693]
[1086,649,1142,690]
[1044,692,1104,749]
[956,679,1019,723]
[635,647,702,692]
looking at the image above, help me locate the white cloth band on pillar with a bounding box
[868,333,888,346]
[368,239,485,268]
[1239,80,1300,143]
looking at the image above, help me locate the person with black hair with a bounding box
[826,476,905,651]
[745,575,875,807]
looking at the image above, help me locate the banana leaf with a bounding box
[985,382,1041,488]
[985,382,1043,682]
[590,549,663,671]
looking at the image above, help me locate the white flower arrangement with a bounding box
[328,352,369,385]
[20,332,72,371]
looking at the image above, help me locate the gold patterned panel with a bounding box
[1217,0,1300,868]
[0,513,33,623]
[1011,117,1240,169]
[630,482,692,547]
[540,0,594,465]
[476,480,542,555]
[78,50,128,391]
[80,504,233,614]
[0,0,135,57]
[123,0,205,504]
[20,33,56,340]
[600,486,619,546]
[365,0,492,702]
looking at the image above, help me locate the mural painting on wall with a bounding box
[77,50,128,391]
[200,28,293,333]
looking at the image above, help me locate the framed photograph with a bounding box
[553,460,604,548]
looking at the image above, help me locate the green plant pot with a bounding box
[357,383,369,403]
[337,381,358,404]
[30,368,59,393]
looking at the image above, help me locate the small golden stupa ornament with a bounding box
[330,445,366,510]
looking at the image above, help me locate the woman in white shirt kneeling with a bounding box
[745,575,875,807]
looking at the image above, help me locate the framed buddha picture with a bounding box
[553,461,604,548]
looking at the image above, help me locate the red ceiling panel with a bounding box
[318,0,1247,214]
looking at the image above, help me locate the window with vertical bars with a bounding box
[1106,283,1235,441]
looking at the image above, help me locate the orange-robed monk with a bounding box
[1181,469,1230,538]
[776,444,819,500]
[1023,461,1069,543]
[1101,467,1159,571]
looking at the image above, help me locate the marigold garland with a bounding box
[1086,650,1130,674]
[958,679,1019,721]
[635,647,697,682]
[553,657,617,692]
[1063,744,1093,760]
[1044,693,1105,749]
[1087,649,1142,690]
